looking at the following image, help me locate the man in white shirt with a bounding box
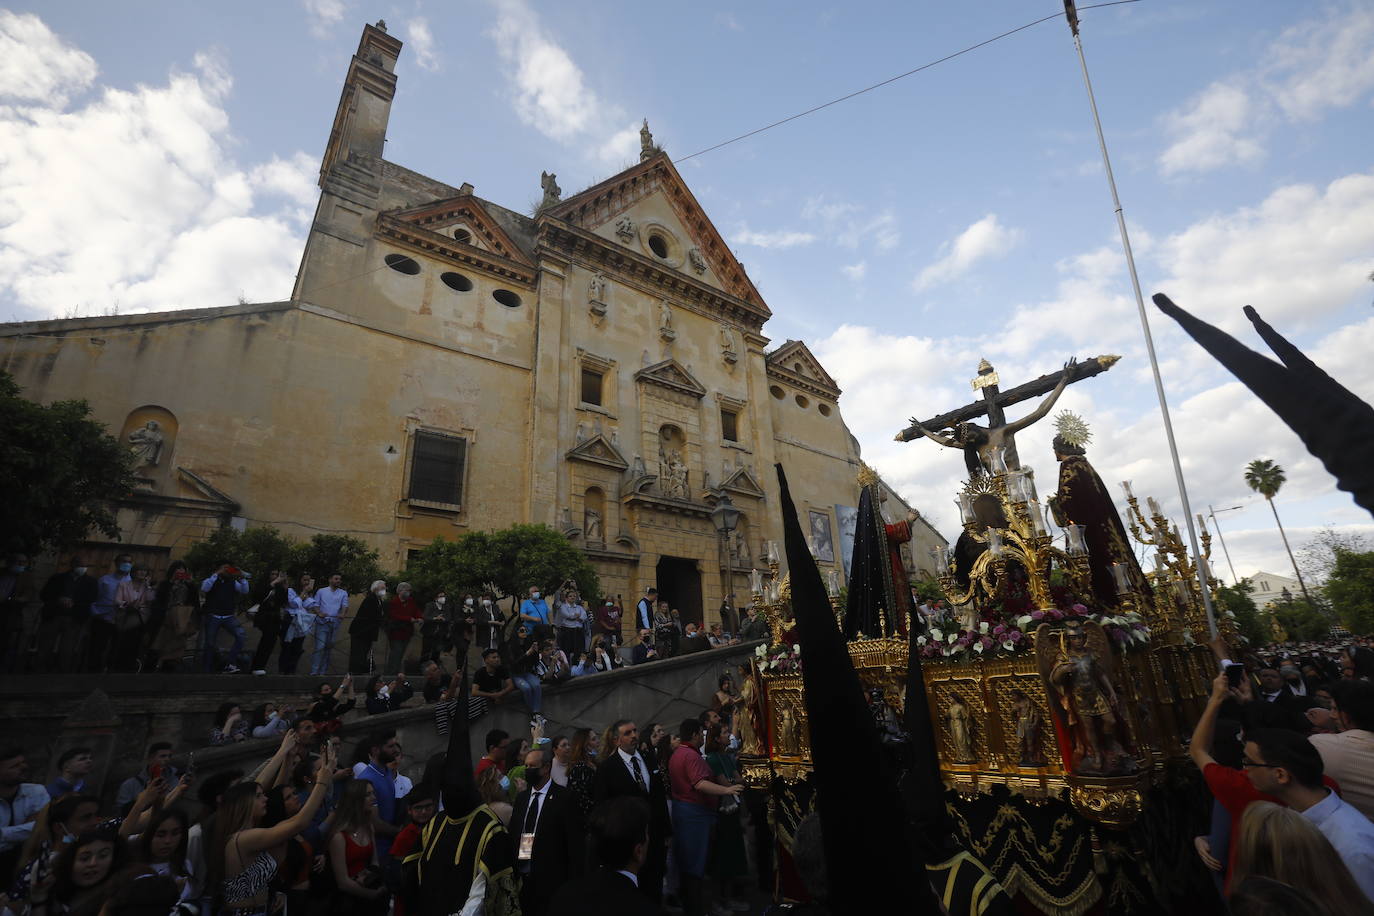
[311,573,349,676]
[1309,679,1374,821]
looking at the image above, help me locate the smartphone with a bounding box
[1224,663,1245,688]
[149,763,163,781]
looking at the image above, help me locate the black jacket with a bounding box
[350,593,385,638]
[591,751,670,902]
[509,782,585,916]
[549,868,664,916]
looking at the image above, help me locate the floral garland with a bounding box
[754,642,802,674]
[917,604,1151,662]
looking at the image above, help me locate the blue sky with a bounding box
[3,1,1373,582]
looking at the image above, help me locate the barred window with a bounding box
[408,432,466,506]
[720,408,739,443]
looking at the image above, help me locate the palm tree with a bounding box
[1243,459,1314,606]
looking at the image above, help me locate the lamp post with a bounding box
[1208,504,1243,584]
[711,494,742,634]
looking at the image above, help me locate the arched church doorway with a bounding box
[655,556,703,628]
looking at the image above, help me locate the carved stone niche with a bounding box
[119,405,178,490]
[588,271,609,327]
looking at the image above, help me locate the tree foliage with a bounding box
[0,370,138,554]
[181,526,386,592]
[401,524,600,603]
[1320,548,1374,636]
[1215,579,1269,647]
[1269,595,1331,642]
[1244,459,1286,499]
[1297,527,1369,590]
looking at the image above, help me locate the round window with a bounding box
[795,394,810,408]
[492,289,522,308]
[769,385,785,400]
[441,272,474,292]
[453,228,472,244]
[648,234,670,259]
[818,403,832,417]
[384,253,421,275]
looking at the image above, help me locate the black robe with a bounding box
[1052,455,1151,608]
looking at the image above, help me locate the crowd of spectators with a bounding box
[1190,634,1374,915]
[0,654,756,916]
[0,557,764,681]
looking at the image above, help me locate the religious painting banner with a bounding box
[809,509,835,564]
[834,504,857,578]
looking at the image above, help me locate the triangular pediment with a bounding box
[377,194,536,281]
[767,340,841,398]
[718,466,766,499]
[634,359,706,400]
[547,153,769,317]
[565,434,628,471]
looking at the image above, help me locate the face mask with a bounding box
[117,563,132,573]
[482,599,491,607]
[60,833,75,845]
[728,734,740,752]
[532,591,541,600]
[11,565,27,573]
[498,775,511,792]
[378,685,390,699]
[377,590,387,599]
[606,601,613,607]
[74,567,88,576]
[464,598,473,606]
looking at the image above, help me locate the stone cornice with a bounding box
[538,220,768,331]
[376,213,536,285]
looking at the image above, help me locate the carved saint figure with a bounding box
[539,171,561,209]
[588,272,606,303]
[128,420,165,467]
[1044,619,1135,776]
[584,508,603,541]
[734,530,752,566]
[947,695,975,762]
[663,450,689,499]
[639,118,655,159]
[776,702,800,757]
[737,666,763,756]
[1011,689,1044,766]
[719,323,736,352]
[659,301,673,332]
[911,358,1077,476]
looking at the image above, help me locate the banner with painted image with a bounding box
[834,504,857,579]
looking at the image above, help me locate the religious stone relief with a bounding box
[688,247,707,274]
[615,216,636,242]
[128,421,165,467]
[584,508,603,541]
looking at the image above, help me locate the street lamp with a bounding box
[1208,504,1243,584]
[711,494,742,633]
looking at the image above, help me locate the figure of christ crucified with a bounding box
[911,358,1077,477]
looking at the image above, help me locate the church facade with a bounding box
[0,23,944,624]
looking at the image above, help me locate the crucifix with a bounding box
[895,355,1119,477]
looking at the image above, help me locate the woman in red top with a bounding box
[667,717,745,916]
[385,582,424,674]
[328,780,389,914]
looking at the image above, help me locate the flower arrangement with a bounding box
[917,619,1029,661]
[754,642,802,674]
[917,604,1152,663]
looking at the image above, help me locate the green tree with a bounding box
[1270,593,1330,641]
[0,370,138,553]
[181,527,385,593]
[402,524,600,603]
[1320,548,1374,635]
[292,533,387,592]
[1214,579,1268,647]
[1243,458,1314,606]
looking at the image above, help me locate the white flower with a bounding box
[1017,615,1033,627]
[1003,640,1015,652]
[973,642,985,653]
[1133,630,1148,645]
[793,644,801,654]
[948,633,958,644]
[930,628,944,642]
[755,645,766,657]
[917,636,927,646]
[979,621,990,634]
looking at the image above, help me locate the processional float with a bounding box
[736,356,1241,914]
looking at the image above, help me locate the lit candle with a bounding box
[1110,563,1131,595]
[931,546,949,575]
[1120,480,1134,500]
[1065,525,1087,556]
[767,540,779,565]
[1028,501,1046,536]
[1147,496,1162,517]
[749,568,763,595]
[1021,467,1037,502]
[958,494,976,525]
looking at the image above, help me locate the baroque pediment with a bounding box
[545,154,768,317]
[376,193,536,282]
[565,434,628,471]
[634,359,706,400]
[766,339,841,398]
[718,466,766,499]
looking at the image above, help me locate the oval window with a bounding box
[818,403,832,417]
[648,234,670,259]
[453,228,472,244]
[492,289,522,308]
[769,385,785,400]
[384,253,421,275]
[795,394,810,408]
[441,272,474,292]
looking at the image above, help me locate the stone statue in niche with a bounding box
[658,301,676,343]
[584,508,603,541]
[688,247,707,274]
[539,171,561,209]
[719,323,739,365]
[616,216,636,241]
[576,421,588,443]
[734,531,752,566]
[588,272,607,303]
[947,694,976,762]
[660,449,689,499]
[128,420,165,467]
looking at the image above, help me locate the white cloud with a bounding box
[405,17,440,72]
[489,0,609,144]
[0,20,315,319]
[1157,6,1374,175]
[716,12,743,32]
[841,261,867,281]
[0,11,97,106]
[801,195,900,251]
[730,225,816,250]
[914,214,1020,290]
[301,0,349,38]
[1158,83,1264,177]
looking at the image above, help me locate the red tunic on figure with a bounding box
[884,520,913,636]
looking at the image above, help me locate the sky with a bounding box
[2,1,1373,583]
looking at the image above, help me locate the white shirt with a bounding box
[1300,789,1374,901]
[525,785,548,833]
[616,747,649,790]
[315,586,349,619]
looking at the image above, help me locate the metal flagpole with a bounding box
[1208,504,1243,584]
[1061,0,1218,637]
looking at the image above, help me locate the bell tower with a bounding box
[319,21,401,178]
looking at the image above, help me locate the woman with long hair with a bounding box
[262,782,315,916]
[327,780,388,913]
[1231,801,1374,915]
[9,794,102,903]
[26,826,125,915]
[210,742,335,916]
[475,766,513,826]
[210,701,250,746]
[566,727,601,817]
[131,806,192,904]
[279,573,316,675]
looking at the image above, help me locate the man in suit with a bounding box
[549,796,661,916]
[510,746,584,916]
[631,630,659,666]
[592,719,670,903]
